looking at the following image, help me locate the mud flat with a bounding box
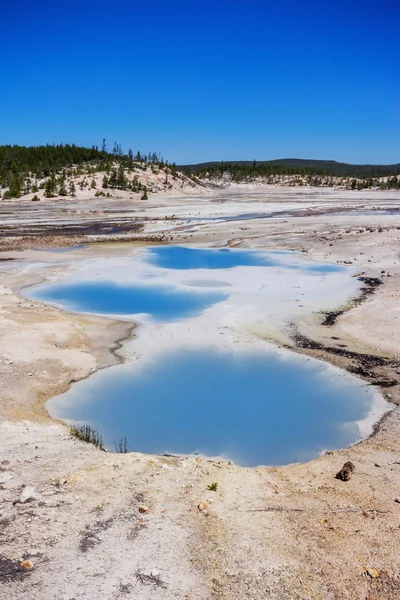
[0,186,400,599]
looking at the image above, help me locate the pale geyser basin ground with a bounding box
[27,246,390,466]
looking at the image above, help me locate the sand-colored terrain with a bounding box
[1,186,399,599]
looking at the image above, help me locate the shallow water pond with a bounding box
[144,245,344,272]
[32,281,227,321]
[27,245,387,465]
[48,346,374,466]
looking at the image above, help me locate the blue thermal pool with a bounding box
[143,245,345,272]
[48,346,375,467]
[31,281,227,321]
[27,245,385,465]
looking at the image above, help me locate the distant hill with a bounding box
[181,158,400,178]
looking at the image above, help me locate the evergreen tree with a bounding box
[141,187,148,200]
[8,173,22,198]
[116,164,126,188]
[108,169,117,188]
[58,176,68,196]
[44,173,57,197]
[69,181,76,196]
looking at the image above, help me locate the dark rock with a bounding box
[336,461,355,481]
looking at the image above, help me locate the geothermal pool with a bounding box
[28,246,388,466]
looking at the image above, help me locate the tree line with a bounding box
[182,160,400,189]
[183,159,400,179]
[0,142,168,199]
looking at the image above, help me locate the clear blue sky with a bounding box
[1,0,399,164]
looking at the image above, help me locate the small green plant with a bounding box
[141,187,148,200]
[31,194,40,201]
[71,424,103,449]
[207,482,218,492]
[114,437,129,453]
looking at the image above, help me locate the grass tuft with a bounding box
[71,424,104,449]
[114,437,129,453]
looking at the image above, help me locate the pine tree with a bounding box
[102,175,109,189]
[69,181,76,196]
[44,173,57,197]
[58,177,68,196]
[116,164,126,188]
[141,187,148,200]
[90,179,97,189]
[8,173,22,198]
[108,169,117,188]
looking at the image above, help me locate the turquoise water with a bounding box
[144,246,344,272]
[48,346,372,466]
[30,281,227,321]
[29,245,376,465]
[29,246,344,320]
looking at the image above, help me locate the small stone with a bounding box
[138,505,149,513]
[20,560,33,570]
[365,567,380,579]
[151,569,160,577]
[198,501,208,512]
[20,486,36,503]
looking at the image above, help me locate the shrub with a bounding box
[207,482,218,491]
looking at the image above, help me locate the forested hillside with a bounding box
[183,159,400,179]
[182,159,400,189]
[1,144,399,200]
[0,143,177,199]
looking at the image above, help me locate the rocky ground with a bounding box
[0,186,399,599]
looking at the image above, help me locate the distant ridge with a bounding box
[181,158,400,178]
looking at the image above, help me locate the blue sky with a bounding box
[1,0,399,164]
